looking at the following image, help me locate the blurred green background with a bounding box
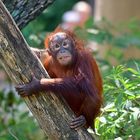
[0,0,140,140]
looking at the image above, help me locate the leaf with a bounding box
[135,128,140,137]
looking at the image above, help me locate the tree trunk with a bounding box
[0,1,94,140]
[3,0,55,29]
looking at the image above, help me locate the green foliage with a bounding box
[96,65,140,140]
[0,87,45,140]
[85,18,140,48]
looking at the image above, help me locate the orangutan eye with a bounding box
[54,44,60,51]
[63,42,67,46]
[55,44,60,48]
[63,40,69,48]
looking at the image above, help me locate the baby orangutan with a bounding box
[16,30,103,130]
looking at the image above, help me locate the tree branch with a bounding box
[0,1,94,140]
[3,0,55,29]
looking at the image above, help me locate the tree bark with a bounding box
[0,1,94,140]
[2,0,55,29]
